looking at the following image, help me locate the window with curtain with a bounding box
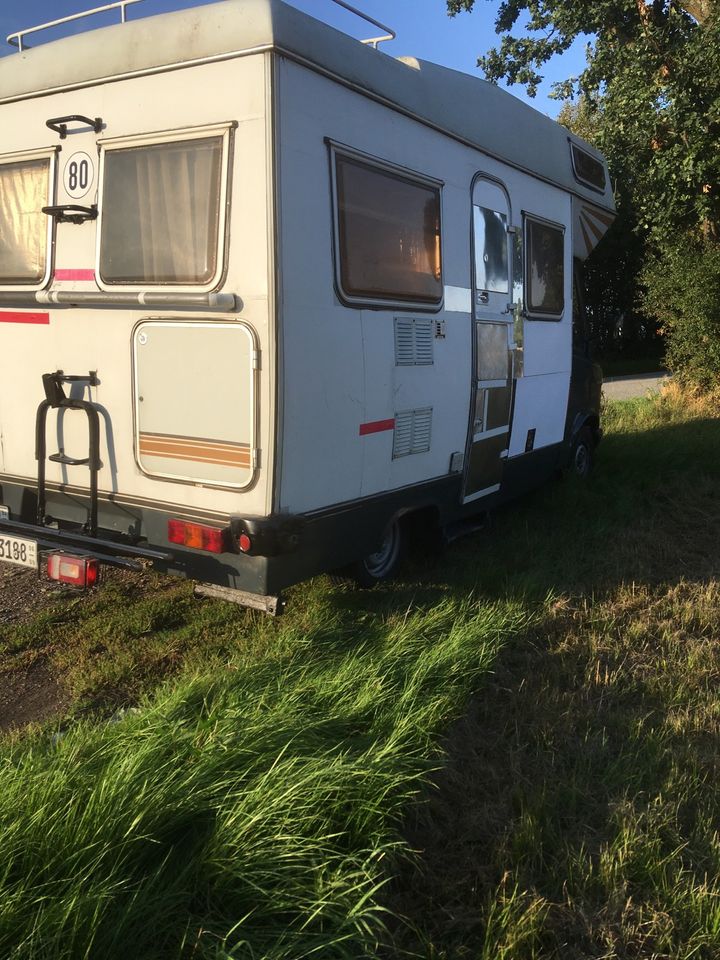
[0,158,50,284]
[335,154,442,305]
[99,136,223,284]
[526,218,564,317]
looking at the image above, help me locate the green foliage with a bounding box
[448,0,720,376]
[641,239,720,389]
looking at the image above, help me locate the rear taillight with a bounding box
[167,520,228,553]
[47,553,99,588]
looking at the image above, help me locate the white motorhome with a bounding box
[0,0,614,612]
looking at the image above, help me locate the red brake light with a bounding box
[167,520,228,553]
[238,533,252,553]
[47,553,99,587]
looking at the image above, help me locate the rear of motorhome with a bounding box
[0,0,614,611]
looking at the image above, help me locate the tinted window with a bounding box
[0,158,50,284]
[570,143,606,191]
[474,205,508,293]
[100,136,223,284]
[335,154,442,304]
[527,219,564,316]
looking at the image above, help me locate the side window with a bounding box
[570,143,607,192]
[0,154,53,287]
[333,151,442,307]
[98,128,231,287]
[526,216,565,319]
[473,204,508,294]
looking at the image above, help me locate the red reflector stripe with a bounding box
[54,269,96,281]
[0,312,49,325]
[359,418,395,436]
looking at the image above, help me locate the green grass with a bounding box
[1,385,719,958]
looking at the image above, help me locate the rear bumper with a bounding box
[0,477,277,594]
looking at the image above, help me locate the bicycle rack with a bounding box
[36,371,101,537]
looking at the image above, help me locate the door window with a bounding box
[473,204,508,294]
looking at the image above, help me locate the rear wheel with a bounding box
[351,518,403,588]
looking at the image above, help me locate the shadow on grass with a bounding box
[373,415,720,957]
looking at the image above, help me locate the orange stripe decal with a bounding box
[139,433,251,468]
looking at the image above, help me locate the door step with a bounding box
[194,582,284,616]
[444,513,490,544]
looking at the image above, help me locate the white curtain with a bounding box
[102,137,222,283]
[0,159,48,283]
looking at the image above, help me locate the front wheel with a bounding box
[571,426,595,478]
[350,518,403,588]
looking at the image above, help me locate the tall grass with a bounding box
[1,385,718,958]
[0,598,527,958]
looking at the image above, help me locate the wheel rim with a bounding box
[574,441,590,477]
[363,522,400,578]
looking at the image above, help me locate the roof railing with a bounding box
[7,0,143,53]
[5,0,394,54]
[328,0,395,48]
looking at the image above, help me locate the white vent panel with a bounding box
[392,407,433,458]
[394,318,434,366]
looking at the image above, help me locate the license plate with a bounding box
[0,534,38,570]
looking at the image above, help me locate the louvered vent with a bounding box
[394,318,434,366]
[392,407,433,458]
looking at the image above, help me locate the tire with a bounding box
[350,518,403,588]
[571,426,594,478]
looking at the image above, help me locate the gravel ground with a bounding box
[0,562,153,733]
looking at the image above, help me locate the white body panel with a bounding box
[0,0,614,594]
[275,57,574,515]
[0,55,274,520]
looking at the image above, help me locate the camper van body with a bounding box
[0,0,614,608]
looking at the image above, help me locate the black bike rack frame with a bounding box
[35,371,101,537]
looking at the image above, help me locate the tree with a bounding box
[448,1,720,381]
[446,1,720,244]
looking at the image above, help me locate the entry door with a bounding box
[463,178,514,502]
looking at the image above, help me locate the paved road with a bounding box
[603,372,671,401]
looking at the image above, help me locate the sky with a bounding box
[0,0,590,117]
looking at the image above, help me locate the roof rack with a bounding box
[328,0,395,48]
[7,0,143,53]
[5,0,393,55]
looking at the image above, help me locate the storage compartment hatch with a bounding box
[133,320,256,488]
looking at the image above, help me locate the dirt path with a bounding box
[603,372,670,400]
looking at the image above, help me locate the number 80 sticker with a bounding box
[63,151,96,200]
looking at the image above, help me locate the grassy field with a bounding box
[0,385,718,958]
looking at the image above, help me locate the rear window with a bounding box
[334,153,442,306]
[99,136,223,285]
[0,157,51,284]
